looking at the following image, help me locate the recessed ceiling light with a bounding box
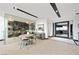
[73,9,78,13]
[13,7,15,9]
[50,3,61,18]
[26,22,29,24]
[9,16,14,21]
[56,10,58,12]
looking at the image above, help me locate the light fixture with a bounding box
[50,3,61,18]
[56,10,58,12]
[9,16,14,21]
[13,7,15,9]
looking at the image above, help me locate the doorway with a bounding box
[54,21,69,38]
[70,24,73,39]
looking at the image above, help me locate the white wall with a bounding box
[73,14,79,40]
[35,18,48,38]
[47,18,53,36]
[49,14,76,39]
[51,13,79,40]
[4,14,34,40]
[0,9,5,40]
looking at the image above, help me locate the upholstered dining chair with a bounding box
[19,34,29,48]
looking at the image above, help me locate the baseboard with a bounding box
[48,36,53,37]
[38,37,48,40]
[0,39,4,41]
[51,37,74,44]
[44,38,48,39]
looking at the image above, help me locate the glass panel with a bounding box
[55,21,69,38]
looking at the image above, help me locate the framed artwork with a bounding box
[37,24,44,31]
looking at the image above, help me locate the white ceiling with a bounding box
[0,3,79,21]
[0,3,56,21]
[56,3,79,21]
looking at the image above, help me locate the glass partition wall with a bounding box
[55,21,69,38]
[8,21,29,37]
[8,20,35,37]
[7,14,35,38]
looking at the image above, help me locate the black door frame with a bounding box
[53,21,69,38]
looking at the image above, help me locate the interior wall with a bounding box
[35,18,48,38]
[4,15,8,40]
[5,14,34,38]
[51,13,79,40]
[73,14,79,40]
[51,16,74,38]
[47,18,53,36]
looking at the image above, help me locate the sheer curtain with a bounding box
[0,16,5,40]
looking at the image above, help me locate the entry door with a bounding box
[70,24,73,38]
